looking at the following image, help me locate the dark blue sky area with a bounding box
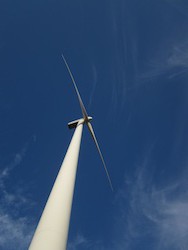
[0,1,188,249]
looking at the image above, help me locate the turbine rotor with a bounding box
[62,54,113,191]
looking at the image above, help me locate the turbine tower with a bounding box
[29,55,113,250]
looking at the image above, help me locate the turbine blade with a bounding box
[87,122,113,191]
[61,54,88,119]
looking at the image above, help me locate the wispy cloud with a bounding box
[0,144,28,188]
[89,64,98,107]
[0,209,34,250]
[68,234,107,250]
[114,164,188,250]
[164,0,188,17]
[109,0,188,108]
[0,144,35,250]
[110,0,138,110]
[139,42,188,82]
[68,234,89,250]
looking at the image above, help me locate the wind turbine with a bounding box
[29,55,113,250]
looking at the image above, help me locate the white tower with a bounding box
[29,119,84,250]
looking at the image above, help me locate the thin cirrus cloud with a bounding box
[89,64,98,108]
[67,234,89,250]
[0,145,35,250]
[68,234,107,250]
[138,42,188,82]
[110,0,188,105]
[114,165,188,250]
[67,158,188,250]
[0,210,34,250]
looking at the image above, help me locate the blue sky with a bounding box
[0,0,188,249]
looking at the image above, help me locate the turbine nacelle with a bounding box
[68,116,93,129]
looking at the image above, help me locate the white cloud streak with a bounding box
[114,166,188,250]
[67,234,89,250]
[0,145,35,250]
[89,64,98,107]
[67,232,108,250]
[67,157,188,250]
[139,42,188,82]
[0,209,34,250]
[109,0,188,105]
[0,145,27,188]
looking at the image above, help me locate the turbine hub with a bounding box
[86,116,92,122]
[68,116,92,129]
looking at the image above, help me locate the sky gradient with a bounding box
[0,0,188,249]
